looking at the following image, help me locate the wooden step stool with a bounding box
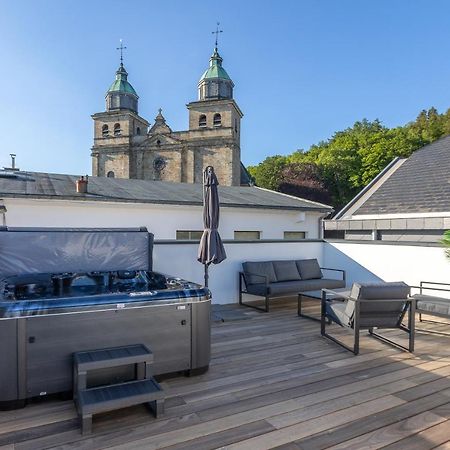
[73,344,164,434]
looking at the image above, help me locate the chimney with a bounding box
[76,175,88,194]
[3,154,20,172]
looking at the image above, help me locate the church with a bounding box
[91,42,248,186]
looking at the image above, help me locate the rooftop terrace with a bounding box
[1,300,449,449]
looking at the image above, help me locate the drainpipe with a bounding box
[318,213,329,239]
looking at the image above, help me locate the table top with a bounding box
[300,288,351,300]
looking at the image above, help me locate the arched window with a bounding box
[136,127,141,135]
[114,123,121,136]
[213,113,222,127]
[102,124,109,137]
[107,171,115,178]
[199,115,207,127]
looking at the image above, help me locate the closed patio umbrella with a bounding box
[197,166,227,287]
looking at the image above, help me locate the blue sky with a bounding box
[2,0,450,174]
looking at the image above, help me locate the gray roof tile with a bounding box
[355,135,450,215]
[0,172,332,212]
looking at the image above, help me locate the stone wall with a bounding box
[92,99,243,186]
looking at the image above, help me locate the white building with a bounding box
[0,171,331,241]
[324,136,450,242]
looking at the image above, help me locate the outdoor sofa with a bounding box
[239,258,345,312]
[321,281,415,355]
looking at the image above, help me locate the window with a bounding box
[107,171,115,178]
[234,231,261,241]
[114,123,121,136]
[213,113,222,127]
[284,231,306,240]
[176,230,204,240]
[102,124,109,137]
[199,115,207,127]
[234,118,238,133]
[136,127,141,135]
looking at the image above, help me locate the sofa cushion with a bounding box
[414,295,450,317]
[296,259,323,280]
[296,278,345,292]
[243,261,277,285]
[350,282,410,300]
[272,260,301,282]
[268,278,345,296]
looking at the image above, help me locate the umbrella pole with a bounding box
[204,263,209,288]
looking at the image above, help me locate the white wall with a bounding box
[3,198,322,240]
[5,198,448,303]
[324,241,450,292]
[154,241,324,304]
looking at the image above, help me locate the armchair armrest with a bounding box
[320,268,346,282]
[321,289,351,310]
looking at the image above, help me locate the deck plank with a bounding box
[325,411,447,449]
[0,301,449,450]
[381,416,450,450]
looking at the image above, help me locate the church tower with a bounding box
[91,43,149,179]
[91,36,244,186]
[186,40,243,186]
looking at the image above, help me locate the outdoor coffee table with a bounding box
[298,288,351,321]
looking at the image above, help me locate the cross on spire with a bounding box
[212,22,223,48]
[116,39,127,64]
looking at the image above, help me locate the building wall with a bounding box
[96,149,130,178]
[154,241,323,303]
[324,241,450,291]
[1,198,324,304]
[2,198,448,304]
[324,215,450,243]
[92,100,242,186]
[2,198,323,240]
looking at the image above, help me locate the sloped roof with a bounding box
[0,172,332,212]
[352,135,450,216]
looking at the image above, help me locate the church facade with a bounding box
[91,47,245,186]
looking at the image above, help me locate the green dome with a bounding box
[199,48,231,82]
[107,63,138,97]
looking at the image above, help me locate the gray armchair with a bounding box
[321,282,415,355]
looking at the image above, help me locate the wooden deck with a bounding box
[1,299,450,449]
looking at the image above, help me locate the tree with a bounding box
[278,162,332,205]
[247,155,287,191]
[247,107,450,209]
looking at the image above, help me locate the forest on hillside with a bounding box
[247,107,450,211]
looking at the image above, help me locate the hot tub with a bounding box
[0,228,211,409]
